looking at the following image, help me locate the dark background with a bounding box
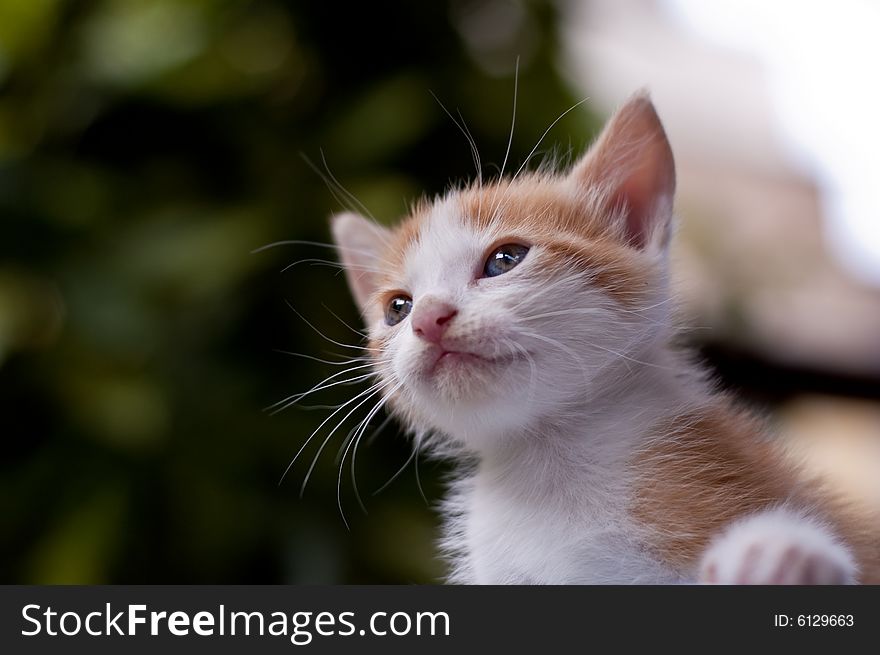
[0,0,600,583]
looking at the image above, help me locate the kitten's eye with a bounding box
[385,295,413,326]
[483,244,530,277]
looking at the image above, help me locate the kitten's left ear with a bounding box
[569,92,675,250]
[331,212,389,319]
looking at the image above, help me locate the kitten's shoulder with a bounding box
[630,395,801,571]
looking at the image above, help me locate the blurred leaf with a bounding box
[347,174,420,223]
[0,270,64,365]
[114,206,272,299]
[79,0,208,86]
[0,0,62,65]
[326,74,437,164]
[27,486,126,584]
[62,371,169,449]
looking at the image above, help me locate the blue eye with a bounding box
[483,244,530,277]
[385,295,413,326]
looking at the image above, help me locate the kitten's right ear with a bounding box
[330,212,389,317]
[568,93,675,250]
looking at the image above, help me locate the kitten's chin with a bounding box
[413,347,521,405]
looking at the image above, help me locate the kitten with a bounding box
[328,93,878,584]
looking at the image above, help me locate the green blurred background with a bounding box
[0,0,600,583]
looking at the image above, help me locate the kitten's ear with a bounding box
[569,93,675,249]
[331,212,389,317]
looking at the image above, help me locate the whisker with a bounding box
[284,302,378,352]
[615,297,676,315]
[349,398,391,514]
[319,149,388,236]
[251,239,375,258]
[272,350,370,366]
[518,330,585,364]
[513,97,590,180]
[280,258,384,275]
[266,363,375,414]
[504,337,537,406]
[430,90,483,185]
[365,413,395,446]
[277,379,387,486]
[299,381,391,498]
[268,372,374,416]
[456,108,483,186]
[414,445,428,507]
[338,383,401,525]
[300,152,364,219]
[517,329,594,388]
[373,440,418,496]
[518,308,604,322]
[321,303,369,340]
[499,56,520,178]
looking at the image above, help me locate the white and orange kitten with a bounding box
[328,94,877,584]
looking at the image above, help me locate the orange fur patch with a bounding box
[371,176,656,306]
[631,397,880,582]
[458,178,654,305]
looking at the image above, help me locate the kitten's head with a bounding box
[331,94,675,450]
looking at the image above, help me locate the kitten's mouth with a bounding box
[433,350,487,370]
[425,346,516,377]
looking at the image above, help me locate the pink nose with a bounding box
[412,300,458,343]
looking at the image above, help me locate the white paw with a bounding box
[699,508,857,585]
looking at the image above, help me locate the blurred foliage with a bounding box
[0,0,597,583]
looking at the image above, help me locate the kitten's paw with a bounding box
[699,508,856,585]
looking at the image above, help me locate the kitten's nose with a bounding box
[412,300,458,344]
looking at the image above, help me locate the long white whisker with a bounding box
[500,56,519,178]
[373,440,418,497]
[284,302,378,352]
[414,445,428,507]
[299,381,391,498]
[250,239,375,258]
[365,413,395,446]
[300,151,365,219]
[430,90,482,185]
[338,383,402,525]
[267,360,376,409]
[319,149,388,235]
[278,380,386,486]
[321,303,369,340]
[267,369,375,416]
[280,258,384,275]
[456,108,483,186]
[513,97,589,180]
[273,350,370,366]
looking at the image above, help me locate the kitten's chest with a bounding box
[460,471,681,584]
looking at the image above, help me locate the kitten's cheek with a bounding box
[391,344,421,384]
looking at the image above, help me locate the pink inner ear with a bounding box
[569,94,676,249]
[611,180,653,249]
[330,212,390,317]
[609,151,674,249]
